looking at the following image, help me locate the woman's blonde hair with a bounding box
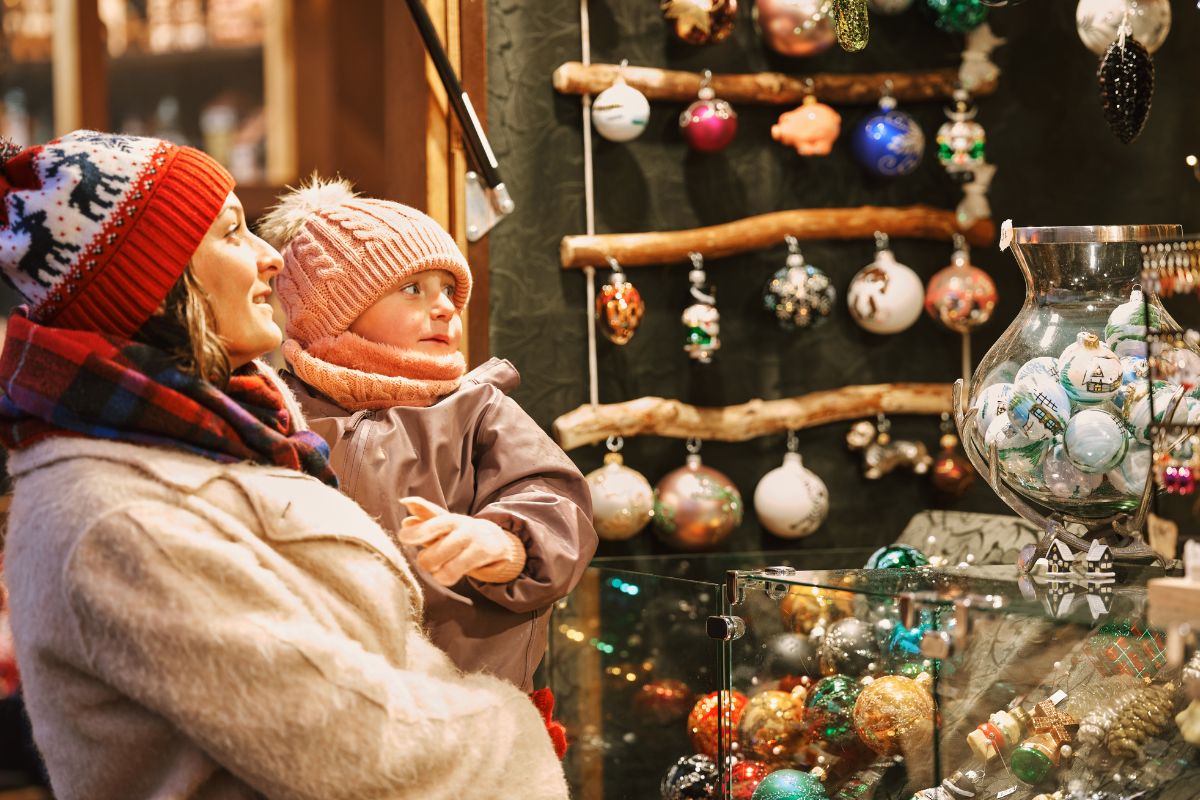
[135,265,231,387]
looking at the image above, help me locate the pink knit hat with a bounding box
[257,176,472,346]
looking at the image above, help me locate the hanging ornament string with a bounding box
[580,0,599,408]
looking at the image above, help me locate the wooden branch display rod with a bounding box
[553,62,997,106]
[561,206,993,269]
[552,383,952,451]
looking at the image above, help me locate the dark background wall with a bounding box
[486,1,1200,558]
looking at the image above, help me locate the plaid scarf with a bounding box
[0,308,337,487]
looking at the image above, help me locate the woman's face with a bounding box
[190,192,284,369]
[350,269,462,357]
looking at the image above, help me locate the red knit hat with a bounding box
[0,130,234,336]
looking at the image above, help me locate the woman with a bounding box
[0,131,568,800]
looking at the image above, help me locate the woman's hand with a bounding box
[398,497,526,585]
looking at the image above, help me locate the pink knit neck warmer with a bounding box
[282,333,466,411]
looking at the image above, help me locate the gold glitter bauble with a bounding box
[737,690,806,762]
[852,675,935,755]
[779,586,853,635]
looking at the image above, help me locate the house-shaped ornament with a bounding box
[1046,537,1075,576]
[1085,540,1115,578]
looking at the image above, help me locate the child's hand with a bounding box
[398,497,526,586]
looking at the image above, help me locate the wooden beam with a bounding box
[384,1,429,209]
[553,62,997,106]
[460,0,490,365]
[551,383,953,451]
[263,0,296,185]
[52,0,107,133]
[560,206,993,269]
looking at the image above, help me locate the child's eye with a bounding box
[400,283,420,295]
[442,284,455,298]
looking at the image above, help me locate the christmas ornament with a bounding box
[852,88,924,178]
[750,769,829,800]
[1042,442,1102,499]
[662,0,739,44]
[1076,676,1141,749]
[591,62,651,143]
[1107,444,1151,495]
[1105,681,1176,759]
[1057,330,1123,402]
[596,257,645,345]
[780,587,852,635]
[738,689,807,761]
[984,416,1048,474]
[967,705,1032,761]
[586,443,654,540]
[683,252,721,363]
[818,618,881,677]
[1125,381,1187,443]
[1076,0,1170,56]
[754,0,836,57]
[763,237,836,329]
[1014,356,1060,386]
[931,414,975,497]
[926,0,988,34]
[865,543,929,569]
[1098,27,1154,145]
[1008,373,1072,440]
[1064,408,1129,473]
[762,633,821,678]
[936,89,986,182]
[1115,356,1148,409]
[847,233,924,334]
[1011,732,1063,785]
[681,71,738,153]
[832,0,869,51]
[804,675,863,752]
[1029,697,1079,748]
[634,678,694,724]
[1086,621,1167,679]
[732,759,773,800]
[956,161,996,229]
[653,439,743,551]
[687,690,749,759]
[754,431,829,538]
[869,0,914,14]
[1105,287,1159,358]
[662,753,721,800]
[1176,700,1200,747]
[924,237,996,333]
[971,382,1013,435]
[852,674,935,756]
[846,415,933,478]
[772,96,842,157]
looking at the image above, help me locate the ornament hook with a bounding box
[786,429,799,453]
[686,436,702,454]
[606,434,624,453]
[698,69,715,101]
[874,230,891,252]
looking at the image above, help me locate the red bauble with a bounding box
[730,759,773,800]
[930,434,975,498]
[596,274,645,345]
[924,259,997,334]
[681,98,738,153]
[634,678,695,724]
[687,690,749,758]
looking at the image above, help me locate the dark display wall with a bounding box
[486,1,1200,558]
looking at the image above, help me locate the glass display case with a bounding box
[550,549,1197,800]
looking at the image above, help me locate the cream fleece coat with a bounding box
[3,436,568,800]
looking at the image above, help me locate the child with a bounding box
[259,178,597,692]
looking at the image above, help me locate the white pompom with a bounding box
[256,173,357,249]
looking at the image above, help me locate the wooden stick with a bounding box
[552,383,953,451]
[561,206,994,268]
[553,62,997,105]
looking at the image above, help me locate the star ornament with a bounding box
[662,0,715,36]
[1031,699,1078,745]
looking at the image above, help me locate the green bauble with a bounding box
[865,544,929,569]
[1010,743,1054,785]
[1105,288,1161,358]
[751,769,829,800]
[803,675,862,752]
[925,0,987,33]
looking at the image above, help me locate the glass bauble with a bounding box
[682,299,722,363]
[931,434,976,497]
[762,632,821,678]
[865,543,930,569]
[681,94,738,153]
[731,759,773,800]
[771,96,842,157]
[852,674,935,755]
[936,97,986,179]
[750,769,829,800]
[1076,0,1170,56]
[852,95,924,177]
[924,251,997,333]
[586,452,654,540]
[591,77,650,142]
[818,617,881,677]
[1059,331,1122,404]
[764,252,836,329]
[654,453,743,550]
[962,225,1191,519]
[662,753,721,800]
[754,0,835,56]
[754,452,829,538]
[663,0,739,44]
[925,0,988,33]
[847,247,924,334]
[738,689,806,761]
[803,674,863,753]
[687,690,748,759]
[634,678,694,724]
[596,272,645,345]
[1098,34,1155,145]
[1064,407,1129,473]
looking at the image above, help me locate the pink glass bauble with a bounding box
[681,97,738,153]
[923,251,997,333]
[754,0,836,57]
[653,453,743,550]
[772,96,842,156]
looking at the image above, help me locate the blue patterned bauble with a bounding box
[1064,408,1129,474]
[1109,445,1152,496]
[852,94,924,178]
[1059,332,1122,405]
[1116,356,1149,409]
[751,769,829,800]
[661,754,720,800]
[971,382,1013,435]
[1014,356,1059,386]
[1105,287,1159,358]
[1008,373,1072,441]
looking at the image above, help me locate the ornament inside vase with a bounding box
[683,252,721,363]
[680,70,738,153]
[852,84,924,178]
[924,235,997,334]
[755,430,830,538]
[596,256,645,345]
[1098,24,1154,145]
[764,236,837,330]
[1076,0,1170,56]
[772,91,842,157]
[754,0,836,57]
[936,88,986,182]
[653,438,743,551]
[591,60,650,143]
[662,0,739,44]
[848,232,925,335]
[586,436,655,541]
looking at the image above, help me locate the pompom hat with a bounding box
[259,176,473,347]
[0,130,234,336]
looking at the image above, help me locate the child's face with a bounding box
[349,269,462,356]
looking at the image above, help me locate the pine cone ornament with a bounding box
[1105,681,1176,759]
[1098,34,1154,145]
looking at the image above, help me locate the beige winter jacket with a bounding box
[3,435,569,800]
